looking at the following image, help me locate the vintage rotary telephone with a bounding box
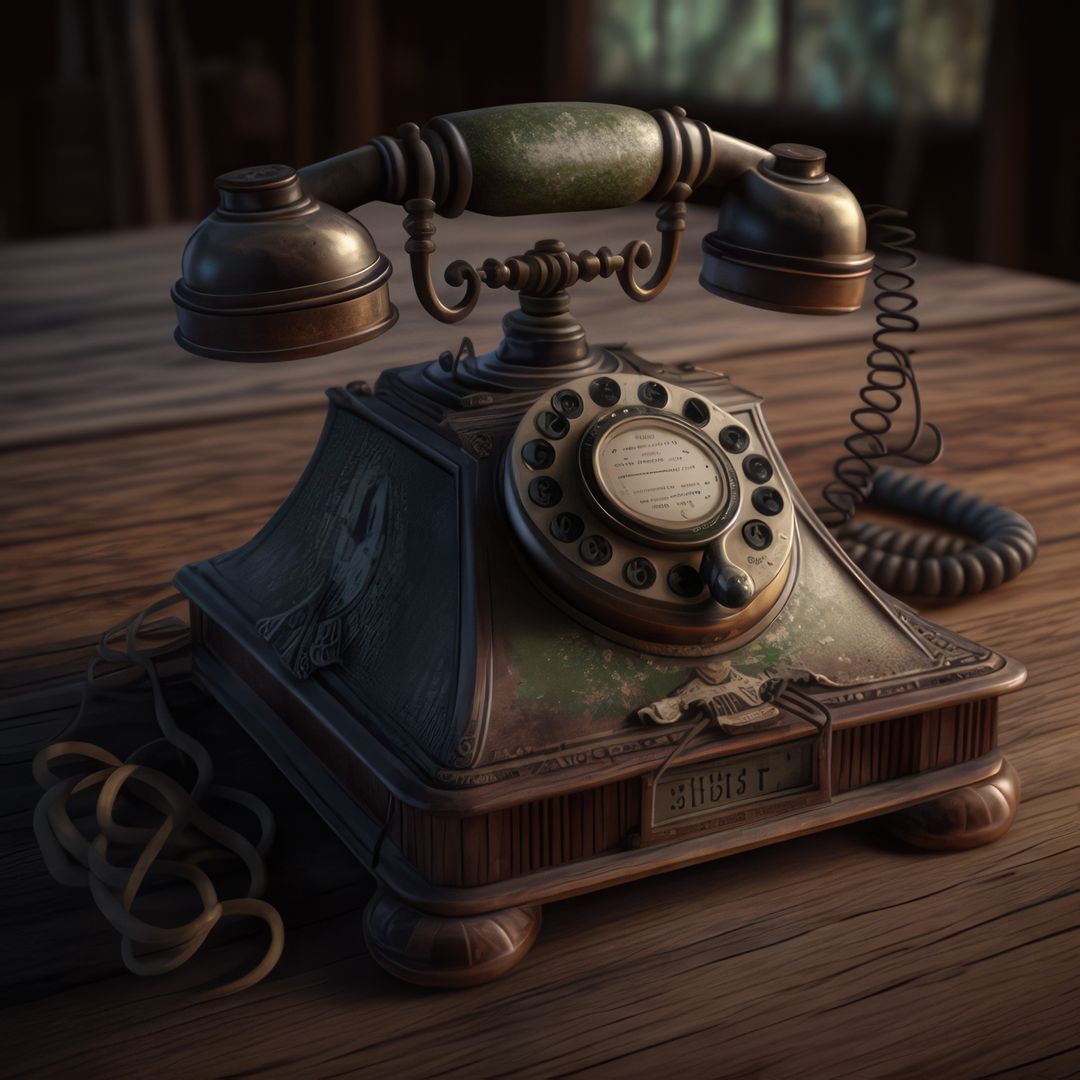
[36,104,1037,992]
[171,104,1035,603]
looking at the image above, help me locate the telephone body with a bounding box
[171,103,1026,988]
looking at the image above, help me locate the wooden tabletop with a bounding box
[2,205,1079,1078]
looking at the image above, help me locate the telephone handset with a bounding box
[504,371,796,650]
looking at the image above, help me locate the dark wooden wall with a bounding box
[0,0,564,236]
[2,0,1077,281]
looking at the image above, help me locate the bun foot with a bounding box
[886,758,1020,851]
[363,888,541,988]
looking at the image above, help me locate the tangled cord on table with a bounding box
[817,205,1038,597]
[32,595,283,997]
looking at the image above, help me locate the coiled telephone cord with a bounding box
[31,595,284,997]
[818,206,1037,597]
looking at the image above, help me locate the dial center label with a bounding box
[596,420,725,528]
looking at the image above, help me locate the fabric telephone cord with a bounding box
[31,594,284,997]
[817,205,1037,597]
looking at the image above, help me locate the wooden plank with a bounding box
[1,703,1076,1076]
[3,785,1072,1080]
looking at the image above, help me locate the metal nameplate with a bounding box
[641,738,825,844]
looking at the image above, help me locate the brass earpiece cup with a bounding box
[699,274,864,316]
[172,258,397,362]
[173,304,398,362]
[700,236,872,316]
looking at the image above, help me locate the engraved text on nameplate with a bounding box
[652,741,816,829]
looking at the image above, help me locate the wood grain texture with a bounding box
[887,758,1021,851]
[390,777,642,887]
[831,700,996,794]
[3,204,1080,450]
[1,220,1079,1077]
[363,888,541,988]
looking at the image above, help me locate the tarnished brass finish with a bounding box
[503,372,796,651]
[172,165,397,362]
[700,144,873,315]
[699,235,873,315]
[173,281,396,363]
[175,349,1026,988]
[172,104,872,366]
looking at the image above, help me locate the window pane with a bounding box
[894,0,991,119]
[591,0,780,103]
[590,0,992,120]
[791,0,991,117]
[790,0,902,113]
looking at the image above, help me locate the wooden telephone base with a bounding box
[176,353,1024,988]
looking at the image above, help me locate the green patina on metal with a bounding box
[507,622,690,715]
[742,640,790,674]
[739,575,826,676]
[503,527,933,723]
[441,103,663,216]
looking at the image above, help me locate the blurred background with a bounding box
[1,0,1076,279]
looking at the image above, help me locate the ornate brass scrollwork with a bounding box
[388,105,708,324]
[401,203,689,322]
[615,191,689,302]
[398,123,482,324]
[396,116,694,323]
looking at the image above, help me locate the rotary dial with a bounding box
[503,372,796,650]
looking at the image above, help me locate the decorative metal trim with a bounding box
[393,113,695,324]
